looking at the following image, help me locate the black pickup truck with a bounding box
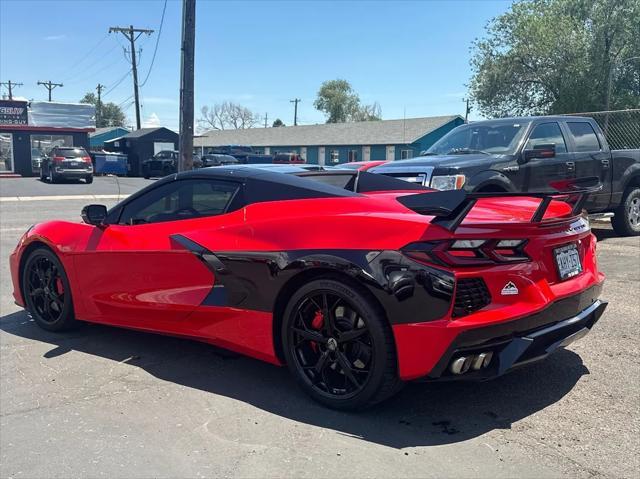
[371,116,640,235]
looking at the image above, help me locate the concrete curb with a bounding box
[0,194,129,203]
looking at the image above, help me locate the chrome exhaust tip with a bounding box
[450,356,474,375]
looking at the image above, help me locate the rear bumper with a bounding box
[392,282,605,380]
[423,298,607,381]
[54,168,92,177]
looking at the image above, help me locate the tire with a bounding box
[282,278,402,410]
[144,175,150,179]
[40,167,47,182]
[85,175,93,184]
[21,247,79,332]
[612,187,640,236]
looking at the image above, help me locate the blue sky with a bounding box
[0,0,511,130]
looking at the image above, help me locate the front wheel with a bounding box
[612,187,640,236]
[22,247,79,331]
[282,278,401,410]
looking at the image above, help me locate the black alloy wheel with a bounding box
[283,278,401,410]
[22,248,78,331]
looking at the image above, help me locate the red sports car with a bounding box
[336,160,387,171]
[9,168,606,409]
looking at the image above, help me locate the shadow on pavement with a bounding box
[0,310,588,449]
[592,225,621,242]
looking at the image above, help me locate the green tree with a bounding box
[80,92,127,128]
[272,118,285,127]
[314,79,382,123]
[469,0,640,117]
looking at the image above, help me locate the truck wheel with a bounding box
[612,187,640,236]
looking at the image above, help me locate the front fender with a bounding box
[465,170,516,192]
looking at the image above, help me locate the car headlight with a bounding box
[430,174,466,190]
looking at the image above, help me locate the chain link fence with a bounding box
[566,109,640,150]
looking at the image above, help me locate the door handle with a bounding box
[601,159,610,169]
[566,161,575,173]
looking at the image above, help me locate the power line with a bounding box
[103,69,133,97]
[109,25,154,130]
[0,80,23,99]
[62,41,120,83]
[37,80,63,101]
[59,32,109,80]
[140,0,167,88]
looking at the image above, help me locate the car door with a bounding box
[73,178,241,332]
[564,121,611,211]
[519,121,572,193]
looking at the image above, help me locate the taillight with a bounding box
[53,156,65,163]
[403,239,529,267]
[82,156,92,164]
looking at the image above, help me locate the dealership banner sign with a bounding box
[0,100,28,126]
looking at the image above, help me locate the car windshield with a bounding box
[426,122,529,156]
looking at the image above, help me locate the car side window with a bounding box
[567,122,601,152]
[525,122,567,154]
[118,179,239,225]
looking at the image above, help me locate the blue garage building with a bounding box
[193,115,463,165]
[89,126,130,149]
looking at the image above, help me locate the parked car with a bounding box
[31,148,45,172]
[371,116,640,236]
[142,150,203,178]
[202,154,239,167]
[273,152,306,164]
[208,145,273,164]
[334,160,387,171]
[11,167,606,409]
[40,146,93,184]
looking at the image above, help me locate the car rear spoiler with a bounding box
[397,177,602,231]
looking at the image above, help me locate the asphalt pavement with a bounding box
[0,176,151,199]
[0,194,639,478]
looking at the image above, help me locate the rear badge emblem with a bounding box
[501,281,519,296]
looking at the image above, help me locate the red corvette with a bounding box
[10,168,606,409]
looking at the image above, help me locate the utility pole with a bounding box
[96,83,105,127]
[263,113,268,128]
[178,0,196,172]
[290,98,301,126]
[37,80,63,101]
[109,25,154,130]
[0,80,23,100]
[462,98,471,123]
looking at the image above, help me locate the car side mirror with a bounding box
[81,204,108,226]
[522,144,556,163]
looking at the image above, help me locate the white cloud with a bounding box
[44,35,66,41]
[143,112,161,128]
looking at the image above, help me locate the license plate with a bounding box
[554,243,582,281]
[70,161,78,166]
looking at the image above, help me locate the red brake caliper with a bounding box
[55,277,64,295]
[310,310,324,352]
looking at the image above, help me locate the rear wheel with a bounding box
[282,278,401,410]
[85,175,93,184]
[22,247,78,331]
[612,186,640,236]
